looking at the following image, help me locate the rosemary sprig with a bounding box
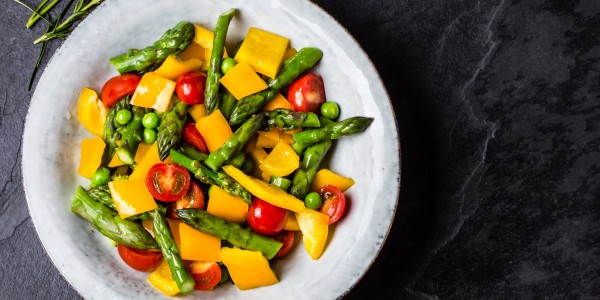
[14,0,53,26]
[26,0,61,28]
[34,0,103,44]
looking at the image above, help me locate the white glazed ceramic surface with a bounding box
[22,0,400,299]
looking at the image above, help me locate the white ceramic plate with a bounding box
[22,0,400,299]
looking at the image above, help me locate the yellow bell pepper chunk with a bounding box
[222,165,305,213]
[191,25,228,70]
[78,137,105,178]
[234,27,290,78]
[256,129,280,149]
[259,140,300,177]
[195,110,233,152]
[130,73,175,112]
[189,104,207,122]
[296,209,329,259]
[77,88,107,137]
[129,142,159,180]
[261,93,292,112]
[179,222,221,262]
[283,47,297,61]
[219,61,268,100]
[108,179,158,219]
[154,54,202,81]
[178,42,205,61]
[284,211,300,231]
[311,169,356,192]
[207,186,249,223]
[278,131,294,145]
[220,248,278,290]
[148,260,180,296]
[134,143,153,164]
[108,154,124,168]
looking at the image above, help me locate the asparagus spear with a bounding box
[229,48,323,125]
[289,140,332,199]
[109,21,195,74]
[179,142,245,168]
[264,108,320,131]
[116,106,148,165]
[175,209,283,259]
[157,97,189,161]
[152,210,195,294]
[170,149,252,203]
[217,90,237,121]
[204,9,237,114]
[291,116,374,154]
[100,98,131,167]
[270,176,292,192]
[71,186,159,249]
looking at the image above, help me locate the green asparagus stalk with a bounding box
[71,186,159,249]
[289,140,332,199]
[270,176,292,192]
[217,90,237,121]
[179,142,209,162]
[175,209,282,259]
[152,210,195,294]
[157,97,189,161]
[204,8,237,114]
[170,149,252,203]
[204,114,266,171]
[116,106,148,165]
[264,108,320,131]
[100,98,131,167]
[109,21,195,74]
[229,47,323,125]
[291,116,374,154]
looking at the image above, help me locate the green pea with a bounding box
[304,192,323,210]
[142,112,160,129]
[115,109,132,125]
[143,128,157,144]
[320,102,340,120]
[221,58,237,74]
[91,167,111,186]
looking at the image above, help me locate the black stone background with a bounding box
[2,0,600,299]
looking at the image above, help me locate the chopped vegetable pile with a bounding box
[71,8,374,296]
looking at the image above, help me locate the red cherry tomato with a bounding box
[247,198,288,236]
[176,71,207,105]
[273,230,295,258]
[167,181,204,219]
[287,73,326,113]
[117,244,163,272]
[101,74,141,107]
[182,122,209,153]
[319,185,346,224]
[145,163,191,202]
[188,261,221,291]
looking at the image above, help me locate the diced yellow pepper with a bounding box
[234,27,290,78]
[129,142,160,180]
[310,169,356,192]
[256,129,280,148]
[278,131,294,145]
[148,260,180,296]
[191,25,228,71]
[259,140,300,176]
[262,93,293,112]
[77,88,107,137]
[130,73,175,112]
[179,222,221,262]
[108,179,158,219]
[220,248,278,290]
[78,137,105,178]
[154,54,202,81]
[222,165,305,213]
[195,110,233,152]
[134,143,153,164]
[108,154,124,168]
[219,61,268,100]
[283,47,297,61]
[207,186,249,223]
[296,209,329,259]
[178,42,205,61]
[284,211,300,231]
[189,104,207,122]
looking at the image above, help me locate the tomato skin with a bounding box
[117,244,163,272]
[273,230,295,258]
[176,71,207,105]
[319,185,346,224]
[182,122,209,153]
[101,74,141,107]
[247,198,288,236]
[188,261,221,291]
[287,73,326,113]
[145,163,191,202]
[167,181,204,219]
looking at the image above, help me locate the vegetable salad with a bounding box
[72,8,373,296]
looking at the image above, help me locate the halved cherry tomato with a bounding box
[188,261,221,291]
[145,163,191,202]
[101,74,141,107]
[319,185,346,224]
[117,244,163,272]
[182,122,209,153]
[273,230,295,258]
[176,71,207,105]
[167,181,204,219]
[247,198,288,236]
[287,73,326,113]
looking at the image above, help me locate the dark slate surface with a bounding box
[2,0,600,299]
